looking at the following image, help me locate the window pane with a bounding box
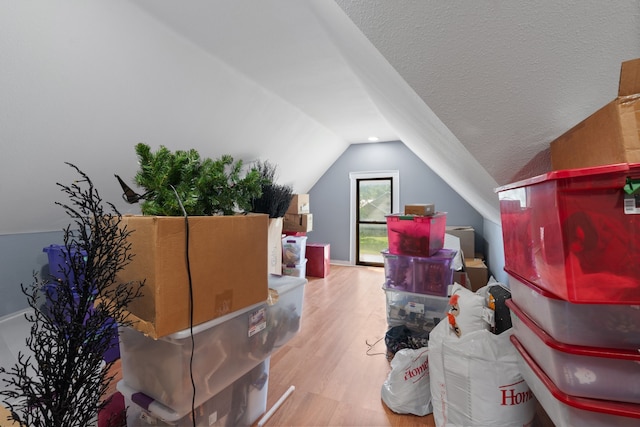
[358,180,392,222]
[358,223,387,264]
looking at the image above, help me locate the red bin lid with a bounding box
[495,163,640,193]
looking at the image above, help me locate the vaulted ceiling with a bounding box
[2,1,638,234]
[133,0,640,224]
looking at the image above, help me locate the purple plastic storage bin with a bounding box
[382,249,456,296]
[43,244,87,284]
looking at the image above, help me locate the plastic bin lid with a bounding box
[165,301,267,341]
[268,274,307,294]
[381,283,451,301]
[381,248,457,260]
[506,299,640,361]
[495,162,640,193]
[283,258,308,268]
[282,235,308,243]
[43,244,87,254]
[510,335,640,419]
[385,212,447,220]
[504,268,564,301]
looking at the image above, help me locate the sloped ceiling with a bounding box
[336,0,640,185]
[1,1,638,234]
[134,0,640,224]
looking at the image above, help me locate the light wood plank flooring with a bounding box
[256,264,434,427]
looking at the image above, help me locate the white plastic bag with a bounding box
[429,319,536,427]
[381,347,432,416]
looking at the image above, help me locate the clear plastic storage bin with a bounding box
[118,302,271,415]
[282,235,307,265]
[282,259,307,278]
[265,275,306,350]
[507,269,640,350]
[508,299,640,404]
[120,357,269,426]
[383,286,449,332]
[511,336,640,427]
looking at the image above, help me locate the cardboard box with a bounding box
[116,214,269,339]
[267,217,283,275]
[550,58,640,170]
[404,203,435,216]
[445,226,475,259]
[283,213,313,232]
[465,258,489,292]
[306,243,330,278]
[286,194,310,214]
[453,269,472,291]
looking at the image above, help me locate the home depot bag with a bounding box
[428,320,536,426]
[381,347,432,416]
[429,284,535,426]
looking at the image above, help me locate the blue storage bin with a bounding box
[43,244,87,284]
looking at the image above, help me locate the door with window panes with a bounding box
[356,177,393,266]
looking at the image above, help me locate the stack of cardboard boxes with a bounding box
[283,194,312,234]
[282,194,331,278]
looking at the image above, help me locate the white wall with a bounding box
[0,0,346,234]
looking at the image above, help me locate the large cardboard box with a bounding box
[453,269,472,291]
[116,214,269,338]
[283,213,313,232]
[286,194,310,214]
[445,226,475,259]
[550,58,640,170]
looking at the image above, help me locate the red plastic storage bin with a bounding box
[386,212,446,257]
[496,163,640,303]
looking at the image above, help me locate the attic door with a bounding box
[356,177,393,266]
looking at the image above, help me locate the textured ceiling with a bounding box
[133,0,640,222]
[336,0,640,185]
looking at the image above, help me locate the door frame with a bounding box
[349,170,399,266]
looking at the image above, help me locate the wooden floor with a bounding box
[255,265,434,427]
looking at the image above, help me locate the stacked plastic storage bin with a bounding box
[117,274,307,426]
[382,212,454,359]
[497,163,640,426]
[42,244,120,363]
[282,235,307,278]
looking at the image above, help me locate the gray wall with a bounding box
[306,140,496,267]
[0,231,63,317]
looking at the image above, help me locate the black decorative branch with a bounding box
[0,163,144,427]
[250,160,293,218]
